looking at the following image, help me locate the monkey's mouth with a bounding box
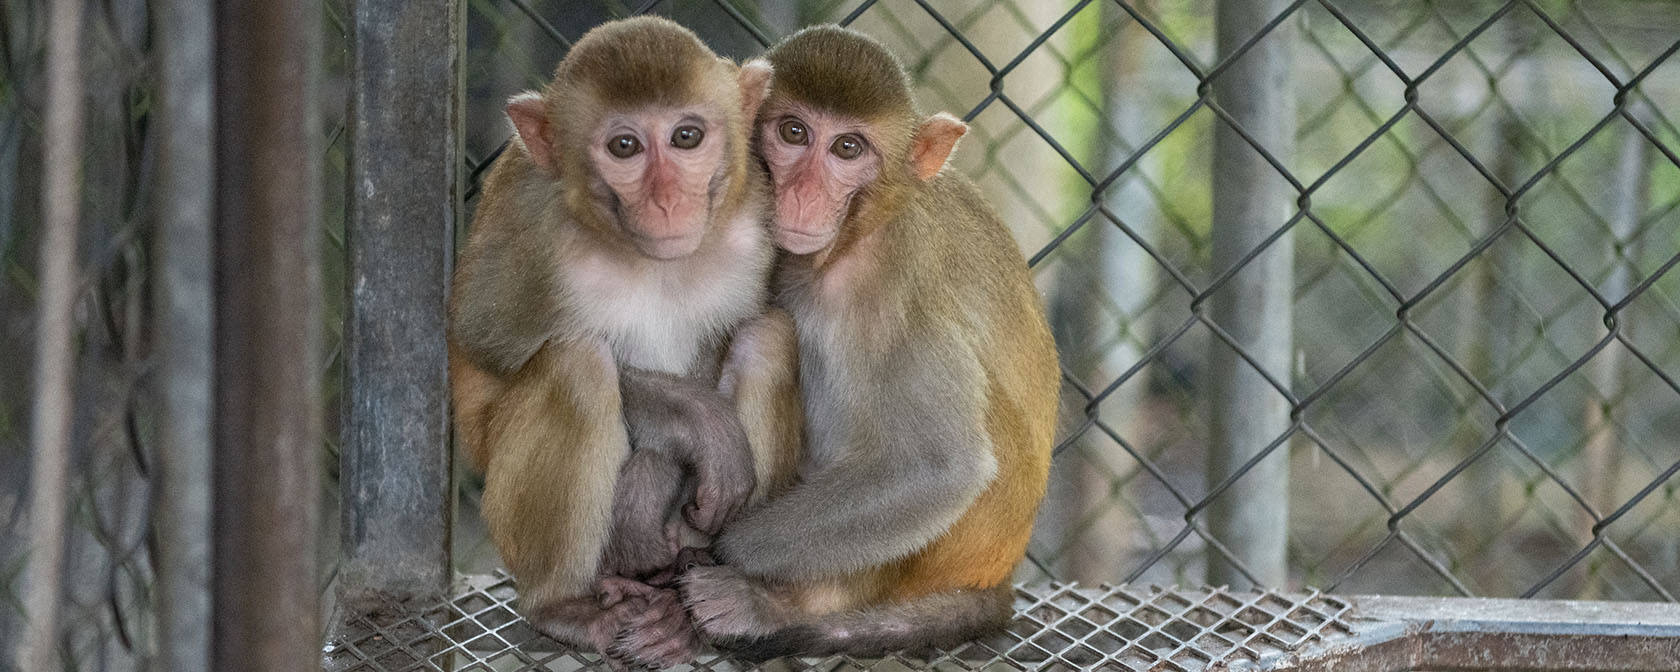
[633,231,706,260]
[775,227,834,255]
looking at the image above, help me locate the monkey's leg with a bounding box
[683,566,1013,661]
[524,591,698,671]
[600,450,686,580]
[719,308,803,502]
[620,366,756,535]
[448,341,507,475]
[477,339,628,629]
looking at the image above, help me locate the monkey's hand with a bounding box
[602,588,699,670]
[680,565,784,641]
[679,395,756,536]
[619,367,757,537]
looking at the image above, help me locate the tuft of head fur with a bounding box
[763,25,915,121]
[513,15,760,237]
[555,15,720,109]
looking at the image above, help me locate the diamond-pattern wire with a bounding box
[322,572,1358,672]
[448,0,1680,608]
[0,2,167,670]
[1031,0,1680,595]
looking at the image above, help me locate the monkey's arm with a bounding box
[715,339,996,582]
[719,309,804,503]
[449,210,562,377]
[619,367,756,535]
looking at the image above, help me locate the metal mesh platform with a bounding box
[321,571,1680,671]
[322,573,1355,671]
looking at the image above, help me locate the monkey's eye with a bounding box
[778,119,809,146]
[830,134,865,160]
[671,125,704,149]
[607,134,643,158]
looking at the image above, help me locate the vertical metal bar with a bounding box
[15,0,85,669]
[152,0,214,669]
[342,0,461,600]
[1206,0,1295,589]
[212,1,321,670]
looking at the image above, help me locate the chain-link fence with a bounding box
[2,1,167,669]
[5,0,1680,670]
[447,0,1680,601]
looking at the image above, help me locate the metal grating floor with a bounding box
[322,572,1360,671]
[323,572,1680,671]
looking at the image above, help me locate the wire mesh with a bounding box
[3,0,1679,671]
[0,1,160,670]
[446,0,1680,601]
[323,571,1361,671]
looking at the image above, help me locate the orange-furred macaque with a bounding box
[678,25,1060,660]
[446,16,801,668]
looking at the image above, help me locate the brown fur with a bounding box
[721,309,805,502]
[447,16,801,669]
[778,172,1058,611]
[477,340,627,608]
[681,25,1059,659]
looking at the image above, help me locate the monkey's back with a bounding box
[876,173,1061,601]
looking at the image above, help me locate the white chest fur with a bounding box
[561,216,769,374]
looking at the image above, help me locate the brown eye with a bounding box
[778,118,808,145]
[671,125,704,149]
[830,134,864,160]
[607,134,642,158]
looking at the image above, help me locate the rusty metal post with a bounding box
[1205,0,1296,589]
[341,0,461,601]
[212,2,321,670]
[152,0,214,669]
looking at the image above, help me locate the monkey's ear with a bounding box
[909,112,967,181]
[506,92,558,175]
[737,59,774,119]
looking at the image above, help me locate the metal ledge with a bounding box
[321,572,1680,671]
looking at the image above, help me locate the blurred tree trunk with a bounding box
[1459,18,1536,587]
[1042,6,1161,585]
[1575,119,1649,599]
[1205,0,1295,590]
[0,0,47,656]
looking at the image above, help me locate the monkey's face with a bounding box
[758,105,882,256]
[589,106,730,260]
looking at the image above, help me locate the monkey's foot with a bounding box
[595,575,662,608]
[676,546,718,569]
[607,588,699,670]
[643,546,718,587]
[680,565,782,640]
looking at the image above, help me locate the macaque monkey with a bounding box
[678,25,1061,659]
[446,16,800,668]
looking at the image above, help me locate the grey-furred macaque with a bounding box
[446,16,801,669]
[677,25,1062,660]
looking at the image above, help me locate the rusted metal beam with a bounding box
[340,0,462,602]
[212,1,321,670]
[1293,594,1680,672]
